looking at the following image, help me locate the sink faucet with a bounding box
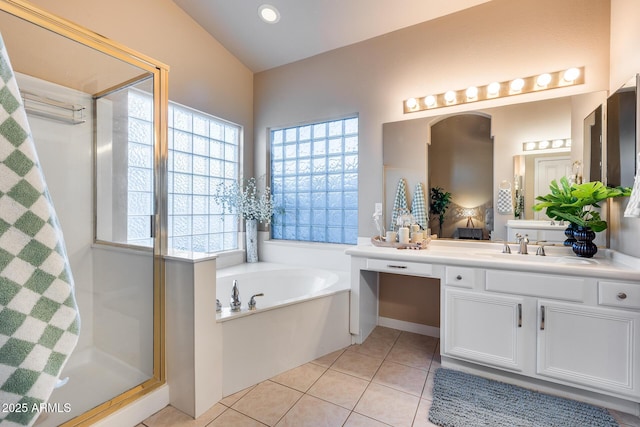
[517,233,529,254]
[230,280,241,312]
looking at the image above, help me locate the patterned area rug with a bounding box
[429,368,619,427]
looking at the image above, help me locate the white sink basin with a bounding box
[474,252,599,265]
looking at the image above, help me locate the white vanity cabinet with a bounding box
[444,288,525,371]
[537,300,640,398]
[442,267,640,401]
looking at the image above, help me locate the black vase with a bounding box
[563,224,577,247]
[572,226,598,258]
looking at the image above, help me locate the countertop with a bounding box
[346,239,640,282]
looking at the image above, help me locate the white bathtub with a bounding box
[215,262,352,395]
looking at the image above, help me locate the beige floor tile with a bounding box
[270,362,326,392]
[349,335,393,359]
[610,409,640,427]
[368,326,402,346]
[311,348,346,368]
[142,404,225,427]
[386,342,433,370]
[372,360,428,396]
[207,408,267,426]
[344,411,392,426]
[331,349,384,381]
[354,383,420,427]
[422,371,436,400]
[412,399,440,427]
[275,394,350,427]
[220,385,256,407]
[232,381,302,426]
[307,369,369,410]
[396,332,438,352]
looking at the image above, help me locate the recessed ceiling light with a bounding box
[259,4,280,24]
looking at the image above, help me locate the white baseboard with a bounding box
[378,316,440,338]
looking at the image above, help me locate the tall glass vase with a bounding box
[245,219,258,263]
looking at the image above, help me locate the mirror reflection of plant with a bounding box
[533,177,631,232]
[430,187,452,234]
[213,177,275,224]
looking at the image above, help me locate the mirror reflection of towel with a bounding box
[390,178,409,230]
[624,154,640,217]
[497,181,513,215]
[0,33,80,427]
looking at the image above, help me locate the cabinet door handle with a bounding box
[386,264,407,269]
[517,303,522,328]
[617,292,627,300]
[540,305,545,330]
[456,275,463,280]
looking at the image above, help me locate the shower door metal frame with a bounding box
[0,1,169,425]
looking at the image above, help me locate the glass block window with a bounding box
[270,116,358,244]
[126,91,240,252]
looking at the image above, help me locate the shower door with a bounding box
[0,1,168,425]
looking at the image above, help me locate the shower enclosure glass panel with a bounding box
[0,2,166,426]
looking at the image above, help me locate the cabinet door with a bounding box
[443,288,525,371]
[537,300,640,399]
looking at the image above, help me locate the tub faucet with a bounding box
[230,280,241,312]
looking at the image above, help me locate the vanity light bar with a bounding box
[403,67,585,114]
[522,138,572,152]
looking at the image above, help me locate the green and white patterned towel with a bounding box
[411,183,428,230]
[390,178,409,230]
[0,33,80,426]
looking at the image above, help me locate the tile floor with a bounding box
[139,326,640,427]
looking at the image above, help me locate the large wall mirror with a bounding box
[383,93,606,241]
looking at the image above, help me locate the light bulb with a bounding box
[563,67,580,82]
[444,90,456,103]
[552,139,565,148]
[536,73,552,87]
[406,98,418,109]
[538,140,550,149]
[258,4,280,23]
[524,142,536,151]
[425,95,436,107]
[487,82,501,96]
[510,78,525,92]
[466,86,478,100]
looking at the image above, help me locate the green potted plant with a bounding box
[533,177,630,257]
[430,186,452,237]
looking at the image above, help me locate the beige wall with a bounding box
[379,274,440,328]
[19,0,254,176]
[254,0,611,240]
[609,0,640,257]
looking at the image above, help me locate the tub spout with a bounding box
[230,280,241,312]
[248,293,264,310]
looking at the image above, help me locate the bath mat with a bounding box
[0,33,80,426]
[428,368,619,427]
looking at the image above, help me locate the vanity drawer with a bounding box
[366,258,433,277]
[599,281,640,310]
[445,266,476,288]
[485,270,586,302]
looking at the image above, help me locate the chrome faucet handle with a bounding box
[536,246,546,256]
[502,242,511,254]
[248,293,264,310]
[550,219,555,226]
[216,299,222,312]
